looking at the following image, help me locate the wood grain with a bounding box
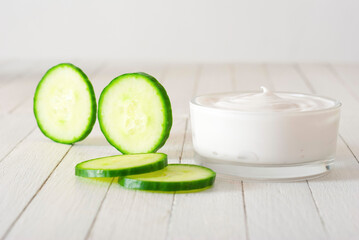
[87,118,187,240]
[0,114,35,162]
[162,64,198,117]
[167,64,247,240]
[0,129,71,239]
[4,126,118,240]
[298,64,359,239]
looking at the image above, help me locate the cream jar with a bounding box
[190,87,341,181]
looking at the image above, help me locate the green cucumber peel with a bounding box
[98,72,172,154]
[34,63,96,144]
[75,153,168,178]
[119,164,216,192]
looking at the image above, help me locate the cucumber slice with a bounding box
[119,164,216,191]
[98,72,172,154]
[75,153,168,177]
[34,63,96,144]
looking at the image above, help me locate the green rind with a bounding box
[98,72,172,154]
[118,164,216,191]
[33,63,97,144]
[75,153,168,178]
[140,186,213,194]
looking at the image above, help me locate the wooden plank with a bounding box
[87,118,186,240]
[237,64,327,240]
[269,63,359,239]
[181,116,194,164]
[167,174,246,240]
[4,125,118,240]
[0,114,35,162]
[196,64,233,95]
[167,64,247,240]
[162,64,198,117]
[307,137,359,240]
[266,64,310,93]
[297,64,358,118]
[246,182,327,239]
[329,64,359,102]
[2,76,40,114]
[0,129,71,239]
[234,64,272,91]
[297,64,359,239]
[88,183,174,240]
[297,64,359,156]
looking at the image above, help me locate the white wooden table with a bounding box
[0,61,359,240]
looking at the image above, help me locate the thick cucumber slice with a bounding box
[119,164,216,191]
[98,72,172,154]
[34,63,96,144]
[75,153,168,177]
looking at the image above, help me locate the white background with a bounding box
[1,0,359,63]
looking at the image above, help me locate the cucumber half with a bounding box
[98,72,172,154]
[119,164,216,191]
[75,153,168,177]
[34,63,96,144]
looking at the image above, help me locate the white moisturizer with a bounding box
[190,87,341,169]
[198,87,335,113]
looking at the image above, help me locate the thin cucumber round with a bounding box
[75,153,168,177]
[98,72,172,154]
[119,164,216,191]
[34,63,96,144]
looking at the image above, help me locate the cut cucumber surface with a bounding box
[98,72,172,154]
[34,63,96,144]
[75,153,168,177]
[119,164,216,191]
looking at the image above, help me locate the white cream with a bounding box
[190,88,341,179]
[196,87,335,112]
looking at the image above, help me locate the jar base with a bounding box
[195,154,334,182]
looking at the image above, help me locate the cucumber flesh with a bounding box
[34,63,96,144]
[119,164,216,191]
[98,72,172,154]
[75,153,168,177]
